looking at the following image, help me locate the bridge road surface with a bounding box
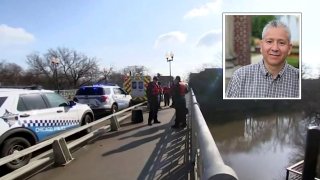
[28,106,193,180]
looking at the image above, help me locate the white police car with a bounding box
[0,88,94,170]
[74,84,132,114]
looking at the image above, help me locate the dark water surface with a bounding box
[205,111,319,180]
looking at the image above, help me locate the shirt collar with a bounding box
[258,59,288,79]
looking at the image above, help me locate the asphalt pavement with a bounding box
[28,106,193,180]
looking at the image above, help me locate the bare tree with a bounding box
[300,63,317,79]
[26,53,55,80]
[21,70,44,86]
[48,48,100,88]
[26,47,100,89]
[0,60,24,86]
[108,71,126,87]
[95,66,114,84]
[122,65,149,76]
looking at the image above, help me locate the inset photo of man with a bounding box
[223,13,301,99]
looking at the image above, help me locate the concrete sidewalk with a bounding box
[29,106,193,180]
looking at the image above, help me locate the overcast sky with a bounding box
[0,0,318,78]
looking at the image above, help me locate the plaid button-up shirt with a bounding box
[226,60,299,98]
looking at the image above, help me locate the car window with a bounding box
[103,88,111,95]
[113,88,120,95]
[0,97,7,107]
[18,94,47,111]
[17,98,27,111]
[119,88,127,95]
[132,82,137,89]
[138,82,144,89]
[76,87,104,95]
[44,92,68,107]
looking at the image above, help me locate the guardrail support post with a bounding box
[110,115,120,131]
[52,138,74,166]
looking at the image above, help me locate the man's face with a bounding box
[260,27,292,67]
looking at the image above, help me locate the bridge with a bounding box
[0,90,238,180]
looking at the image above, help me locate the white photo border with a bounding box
[222,12,302,100]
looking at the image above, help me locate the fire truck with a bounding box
[123,74,151,103]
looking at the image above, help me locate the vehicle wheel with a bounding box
[1,137,32,171]
[111,104,118,114]
[81,114,93,134]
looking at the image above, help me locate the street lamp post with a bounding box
[51,57,60,93]
[166,52,174,78]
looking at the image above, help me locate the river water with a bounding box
[205,110,319,180]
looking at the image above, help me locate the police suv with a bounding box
[74,84,132,114]
[0,87,94,170]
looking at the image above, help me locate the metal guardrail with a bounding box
[286,160,305,180]
[302,126,320,180]
[286,126,320,180]
[0,102,146,180]
[286,161,320,180]
[190,89,238,180]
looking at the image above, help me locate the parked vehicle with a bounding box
[74,84,132,114]
[0,87,94,171]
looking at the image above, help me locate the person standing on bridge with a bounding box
[163,86,171,106]
[147,76,161,125]
[171,76,189,129]
[226,20,299,98]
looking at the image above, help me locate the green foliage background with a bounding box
[251,15,276,39]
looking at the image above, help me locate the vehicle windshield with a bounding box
[44,92,68,107]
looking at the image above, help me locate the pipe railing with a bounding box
[190,89,238,180]
[286,126,320,180]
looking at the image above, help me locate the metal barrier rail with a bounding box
[286,126,320,180]
[190,89,238,180]
[0,102,146,180]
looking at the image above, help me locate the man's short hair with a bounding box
[262,20,291,41]
[175,76,181,82]
[153,76,158,81]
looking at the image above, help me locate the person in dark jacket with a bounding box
[171,76,189,129]
[163,86,171,106]
[147,76,161,125]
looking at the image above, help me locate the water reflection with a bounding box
[207,111,320,180]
